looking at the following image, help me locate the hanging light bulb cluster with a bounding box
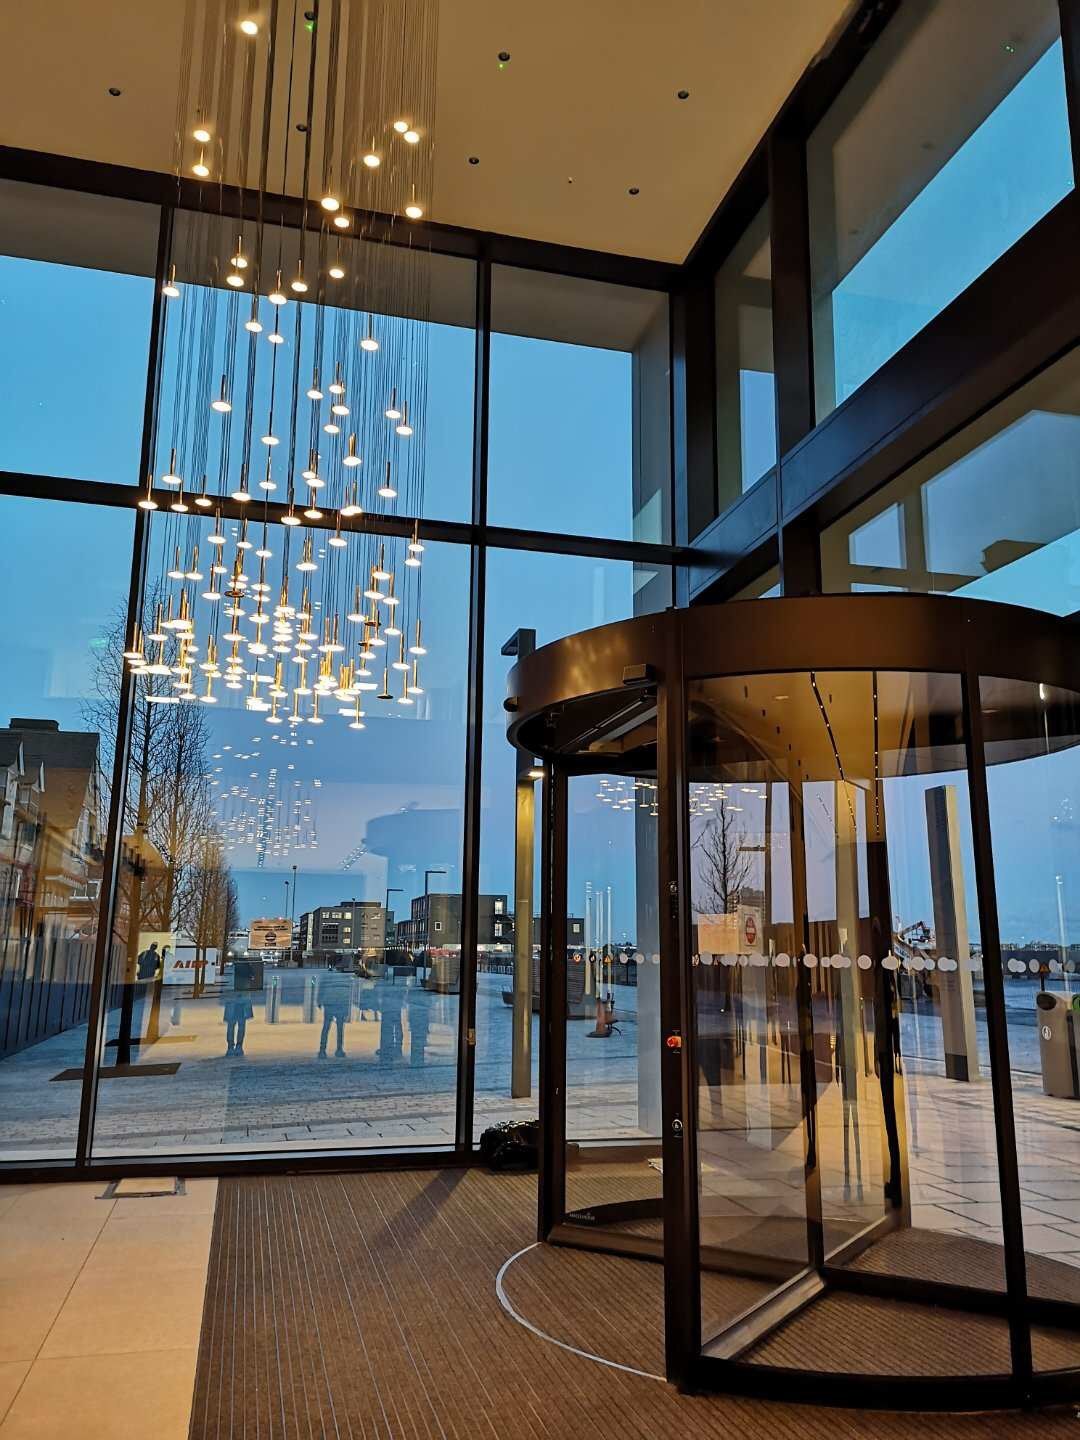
[127,0,440,733]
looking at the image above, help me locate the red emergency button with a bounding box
[666,1033,682,1050]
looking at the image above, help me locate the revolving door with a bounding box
[506,596,1080,1411]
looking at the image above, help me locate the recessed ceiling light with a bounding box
[677,89,690,100]
[108,87,122,97]
[497,50,510,64]
[468,155,480,165]
[628,186,640,196]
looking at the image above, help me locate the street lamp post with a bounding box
[423,868,447,982]
[290,862,298,966]
[384,885,403,967]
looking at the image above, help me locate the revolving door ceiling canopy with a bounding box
[505,595,1080,1411]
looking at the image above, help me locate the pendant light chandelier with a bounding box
[127,0,439,732]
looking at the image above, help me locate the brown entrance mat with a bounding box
[190,1169,1075,1439]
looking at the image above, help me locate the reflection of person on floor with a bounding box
[317,968,354,1058]
[136,941,159,980]
[406,988,430,1067]
[373,977,403,1062]
[221,992,253,1057]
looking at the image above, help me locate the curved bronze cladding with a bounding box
[506,595,1080,766]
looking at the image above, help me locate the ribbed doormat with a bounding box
[189,1169,1075,1439]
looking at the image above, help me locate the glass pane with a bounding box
[91,512,469,1158]
[820,344,1080,615]
[981,676,1080,1350]
[0,496,134,1161]
[0,181,157,484]
[711,203,774,530]
[563,772,661,1233]
[489,267,670,542]
[731,567,781,601]
[808,0,1071,419]
[690,670,1008,1361]
[474,553,669,1139]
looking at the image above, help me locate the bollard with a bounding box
[266,974,280,1024]
[303,975,317,1023]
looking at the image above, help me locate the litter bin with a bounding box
[1036,991,1079,1098]
[233,959,265,992]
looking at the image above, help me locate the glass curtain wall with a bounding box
[0,179,676,1169]
[715,203,775,512]
[808,0,1072,420]
[0,498,135,1162]
[488,266,671,544]
[0,181,157,484]
[820,345,1080,613]
[475,552,669,1139]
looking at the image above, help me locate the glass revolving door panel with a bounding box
[563,771,663,1242]
[688,669,1021,1374]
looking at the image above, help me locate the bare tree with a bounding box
[694,797,753,915]
[83,594,225,935]
[181,833,237,995]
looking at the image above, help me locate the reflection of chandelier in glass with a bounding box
[126,1,439,729]
[209,751,322,867]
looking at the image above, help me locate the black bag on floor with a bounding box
[479,1120,540,1171]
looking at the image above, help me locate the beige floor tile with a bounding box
[83,1213,214,1275]
[0,1193,25,1223]
[0,1363,30,1424]
[108,1178,217,1220]
[39,1266,208,1359]
[0,1217,107,1281]
[0,1349,198,1440]
[2,1186,112,1227]
[0,1276,79,1363]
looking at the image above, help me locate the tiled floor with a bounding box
[0,1178,216,1438]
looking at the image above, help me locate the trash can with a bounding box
[1036,991,1079,1098]
[233,959,265,992]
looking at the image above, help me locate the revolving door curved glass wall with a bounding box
[506,595,1080,1412]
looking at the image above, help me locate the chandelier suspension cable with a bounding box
[139,0,440,731]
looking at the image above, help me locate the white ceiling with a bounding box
[0,0,855,263]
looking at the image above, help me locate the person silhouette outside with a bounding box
[406,985,431,1068]
[373,971,404,1062]
[317,966,354,1058]
[221,988,253,1057]
[136,941,159,980]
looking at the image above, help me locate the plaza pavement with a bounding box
[0,970,1078,1293]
